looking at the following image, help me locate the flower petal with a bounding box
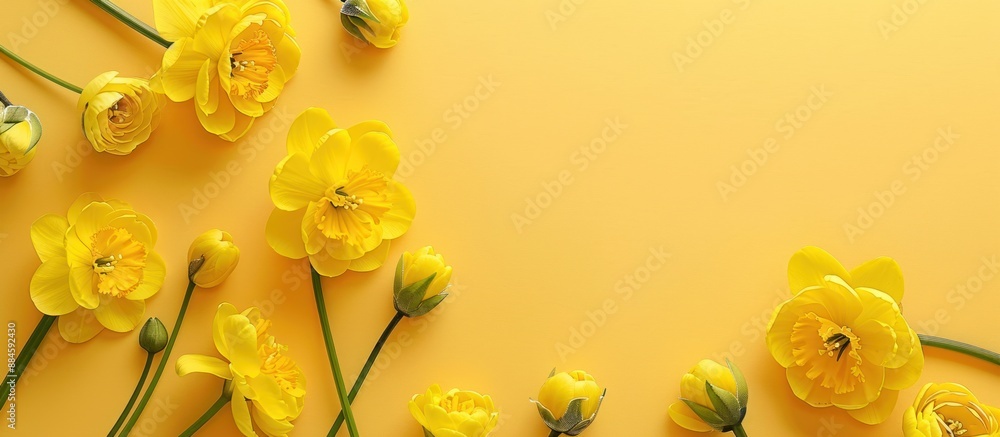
[266,208,308,259]
[221,314,261,378]
[154,39,205,102]
[231,392,256,437]
[57,307,104,343]
[152,0,213,41]
[94,295,145,332]
[667,402,714,432]
[275,35,301,79]
[270,154,326,211]
[381,181,415,240]
[308,129,352,185]
[176,354,233,379]
[788,246,850,293]
[348,239,391,272]
[213,303,240,357]
[309,252,350,277]
[67,193,106,224]
[845,389,899,425]
[77,71,118,112]
[850,256,904,304]
[30,214,68,262]
[884,336,923,390]
[346,120,392,140]
[69,265,99,309]
[348,131,400,176]
[287,107,336,158]
[30,258,76,315]
[252,406,294,436]
[128,251,166,301]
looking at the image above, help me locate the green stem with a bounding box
[731,424,749,437]
[2,315,56,405]
[89,0,171,48]
[328,311,405,436]
[312,267,360,437]
[178,391,229,437]
[0,90,12,107]
[0,44,82,94]
[548,431,561,437]
[119,281,197,436]
[918,334,1000,366]
[107,353,154,436]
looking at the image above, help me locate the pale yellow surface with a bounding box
[2,0,1000,435]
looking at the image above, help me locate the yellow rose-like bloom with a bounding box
[766,246,924,424]
[0,118,37,176]
[29,193,166,343]
[176,303,305,437]
[903,383,1000,437]
[342,0,408,48]
[408,384,499,437]
[668,360,748,432]
[188,229,240,287]
[265,107,416,277]
[152,0,300,141]
[78,71,166,155]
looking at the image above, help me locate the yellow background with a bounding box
[2,0,1000,435]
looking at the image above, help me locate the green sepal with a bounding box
[565,388,606,436]
[0,105,42,152]
[705,381,740,424]
[340,13,368,43]
[393,273,437,316]
[348,15,373,34]
[681,399,726,431]
[341,0,379,23]
[726,358,749,410]
[422,428,434,437]
[531,387,605,435]
[393,254,404,293]
[407,292,447,317]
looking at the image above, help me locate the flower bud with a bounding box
[0,103,41,177]
[393,246,452,317]
[668,359,749,433]
[188,229,240,288]
[139,317,168,354]
[531,369,606,435]
[340,0,408,48]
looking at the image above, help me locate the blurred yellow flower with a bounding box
[903,383,1000,437]
[188,229,240,287]
[668,359,748,433]
[29,193,165,343]
[394,246,452,317]
[408,384,499,437]
[0,105,40,176]
[265,107,416,277]
[766,246,924,424]
[341,0,409,48]
[532,370,605,435]
[151,0,300,141]
[78,71,166,155]
[176,303,305,437]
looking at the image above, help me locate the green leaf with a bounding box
[348,15,373,34]
[408,293,447,317]
[726,358,749,409]
[340,13,368,42]
[341,0,379,22]
[681,399,726,430]
[393,254,404,293]
[705,381,739,424]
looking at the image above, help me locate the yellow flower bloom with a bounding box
[152,0,300,141]
[408,384,499,437]
[265,107,416,277]
[176,303,305,437]
[29,193,165,343]
[668,360,748,433]
[0,104,41,176]
[393,246,452,317]
[766,246,924,424]
[341,0,408,49]
[532,370,605,435]
[78,72,166,155]
[188,229,240,287]
[903,383,1000,437]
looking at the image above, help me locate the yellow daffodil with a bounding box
[0,103,41,176]
[265,107,416,277]
[176,303,305,437]
[78,71,166,155]
[532,370,606,435]
[903,383,1000,437]
[393,246,452,317]
[668,359,749,433]
[408,384,499,437]
[152,0,300,141]
[29,193,165,343]
[188,229,240,287]
[341,0,408,48]
[766,246,924,424]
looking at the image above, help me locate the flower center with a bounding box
[441,393,478,415]
[254,318,300,393]
[109,98,134,125]
[90,227,148,298]
[229,29,277,99]
[312,168,392,241]
[790,312,864,394]
[937,417,967,436]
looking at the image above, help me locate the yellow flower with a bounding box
[188,229,240,287]
[532,370,605,435]
[265,107,416,277]
[29,193,165,343]
[393,246,452,317]
[408,384,499,437]
[0,104,41,176]
[668,359,749,433]
[78,71,166,155]
[152,0,300,141]
[341,0,409,48]
[903,383,1000,437]
[176,303,305,437]
[766,246,924,424]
